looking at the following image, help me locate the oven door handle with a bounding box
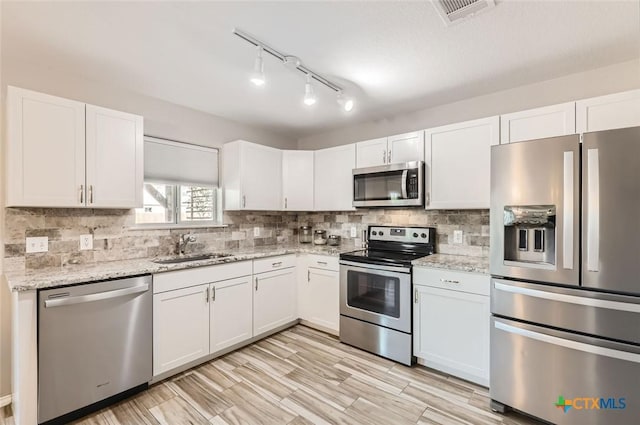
[401,170,408,199]
[340,260,411,274]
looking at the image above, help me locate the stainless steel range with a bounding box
[339,225,435,365]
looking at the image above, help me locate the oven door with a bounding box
[353,161,423,207]
[340,260,412,333]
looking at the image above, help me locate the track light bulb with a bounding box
[250,46,265,86]
[303,74,317,106]
[336,91,354,112]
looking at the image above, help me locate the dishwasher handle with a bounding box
[44,283,150,308]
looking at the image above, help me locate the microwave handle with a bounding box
[401,170,408,198]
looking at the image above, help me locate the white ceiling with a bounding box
[2,1,639,138]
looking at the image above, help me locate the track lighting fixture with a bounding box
[249,46,265,86]
[233,28,355,112]
[303,74,317,106]
[336,91,354,112]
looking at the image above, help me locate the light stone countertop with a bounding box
[412,253,490,275]
[5,242,362,292]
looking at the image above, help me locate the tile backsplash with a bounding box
[3,208,489,271]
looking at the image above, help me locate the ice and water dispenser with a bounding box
[503,206,556,266]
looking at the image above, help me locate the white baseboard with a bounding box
[0,394,11,407]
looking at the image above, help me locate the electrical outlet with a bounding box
[453,230,463,244]
[26,236,48,253]
[350,227,357,238]
[80,234,93,250]
[253,227,260,237]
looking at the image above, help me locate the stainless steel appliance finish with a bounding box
[339,225,435,366]
[353,161,424,207]
[38,275,152,424]
[490,126,640,425]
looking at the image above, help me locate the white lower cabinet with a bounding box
[153,284,210,375]
[210,276,253,353]
[413,268,490,386]
[298,254,340,334]
[253,259,297,335]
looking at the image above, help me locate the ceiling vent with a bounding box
[432,0,495,26]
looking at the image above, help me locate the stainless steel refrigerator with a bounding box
[489,126,640,425]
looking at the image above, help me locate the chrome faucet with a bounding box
[178,234,197,255]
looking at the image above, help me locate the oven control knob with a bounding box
[379,231,384,236]
[421,233,427,239]
[372,231,377,236]
[413,233,419,238]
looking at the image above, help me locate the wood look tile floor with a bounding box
[0,325,545,425]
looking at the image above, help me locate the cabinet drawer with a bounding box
[153,261,252,294]
[253,254,296,274]
[306,254,339,272]
[413,267,489,296]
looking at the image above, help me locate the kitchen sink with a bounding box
[152,253,232,264]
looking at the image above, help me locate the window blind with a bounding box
[144,136,219,186]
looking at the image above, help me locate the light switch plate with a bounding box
[26,236,48,253]
[453,230,463,244]
[350,227,357,238]
[253,227,260,237]
[80,234,93,250]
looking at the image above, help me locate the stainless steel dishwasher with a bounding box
[38,275,152,424]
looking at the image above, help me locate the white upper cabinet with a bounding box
[355,137,388,168]
[425,116,499,210]
[500,102,576,144]
[223,140,282,211]
[314,144,356,211]
[355,132,424,168]
[387,131,425,164]
[6,86,143,208]
[576,89,640,133]
[85,105,143,208]
[282,150,314,211]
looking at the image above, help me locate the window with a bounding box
[135,137,221,226]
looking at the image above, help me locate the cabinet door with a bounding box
[413,284,490,386]
[153,284,209,376]
[6,86,86,207]
[242,142,282,210]
[576,89,640,133]
[210,276,253,353]
[387,131,424,164]
[282,150,314,211]
[355,137,388,168]
[314,144,356,211]
[253,268,296,335]
[425,116,499,209]
[500,102,576,144]
[86,105,144,208]
[306,267,339,333]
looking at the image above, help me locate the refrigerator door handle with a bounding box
[587,148,600,272]
[494,320,640,364]
[562,151,574,270]
[493,281,640,313]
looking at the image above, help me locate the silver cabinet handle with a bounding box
[307,270,310,282]
[44,283,149,308]
[255,276,259,291]
[383,150,386,164]
[388,149,392,163]
[211,286,216,302]
[425,192,430,206]
[284,197,288,209]
[317,261,327,266]
[587,148,600,272]
[272,262,282,268]
[89,185,94,204]
[79,184,84,204]
[242,195,246,208]
[562,151,574,270]
[440,279,460,284]
[205,287,209,303]
[414,288,418,303]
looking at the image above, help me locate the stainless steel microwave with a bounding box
[353,161,424,207]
